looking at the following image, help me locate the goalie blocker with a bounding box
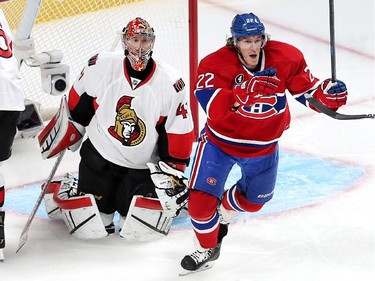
[43,174,173,241]
[38,96,85,159]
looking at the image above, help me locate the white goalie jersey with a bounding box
[68,51,194,169]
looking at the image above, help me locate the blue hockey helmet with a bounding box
[230,13,265,38]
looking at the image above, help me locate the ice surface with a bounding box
[1,0,374,280]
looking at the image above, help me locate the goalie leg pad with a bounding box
[53,179,107,240]
[57,195,108,240]
[43,173,78,220]
[43,181,64,220]
[119,196,173,241]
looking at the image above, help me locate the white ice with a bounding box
[1,0,375,280]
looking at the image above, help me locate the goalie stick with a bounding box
[16,150,66,253]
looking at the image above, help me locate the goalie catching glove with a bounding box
[38,96,85,159]
[147,161,189,218]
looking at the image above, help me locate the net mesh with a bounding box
[1,0,189,120]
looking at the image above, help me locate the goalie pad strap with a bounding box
[50,175,107,239]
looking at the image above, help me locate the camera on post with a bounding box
[41,64,69,96]
[26,50,70,96]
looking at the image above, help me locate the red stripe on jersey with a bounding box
[68,87,80,110]
[168,130,194,159]
[188,133,208,189]
[134,197,163,210]
[123,58,157,89]
[68,85,99,111]
[0,186,4,206]
[93,97,99,110]
[156,116,166,126]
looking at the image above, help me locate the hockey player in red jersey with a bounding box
[180,13,348,273]
[38,17,194,240]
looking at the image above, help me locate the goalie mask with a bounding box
[230,13,268,48]
[120,17,155,71]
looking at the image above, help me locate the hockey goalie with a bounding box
[39,93,191,241]
[42,162,189,241]
[38,17,194,241]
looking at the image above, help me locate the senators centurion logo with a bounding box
[108,95,146,146]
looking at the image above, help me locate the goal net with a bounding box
[1,0,196,124]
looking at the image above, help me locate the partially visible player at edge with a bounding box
[180,13,348,273]
[0,1,25,262]
[38,17,194,239]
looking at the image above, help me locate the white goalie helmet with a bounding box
[120,17,155,71]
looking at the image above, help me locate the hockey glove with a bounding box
[233,67,280,107]
[147,161,189,218]
[38,96,85,159]
[310,79,348,111]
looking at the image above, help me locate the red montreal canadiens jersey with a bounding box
[68,51,194,169]
[195,41,320,157]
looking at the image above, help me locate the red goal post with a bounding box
[1,0,199,139]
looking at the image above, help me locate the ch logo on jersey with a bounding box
[206,177,217,186]
[108,95,146,146]
[236,95,287,119]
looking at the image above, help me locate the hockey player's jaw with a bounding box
[242,50,259,70]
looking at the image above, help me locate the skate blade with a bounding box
[179,261,214,276]
[0,249,4,262]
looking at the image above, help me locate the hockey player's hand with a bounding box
[232,67,280,107]
[312,79,348,111]
[38,96,85,159]
[147,161,189,218]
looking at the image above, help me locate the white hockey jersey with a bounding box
[0,9,24,111]
[68,51,194,169]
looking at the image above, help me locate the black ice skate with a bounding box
[179,223,228,275]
